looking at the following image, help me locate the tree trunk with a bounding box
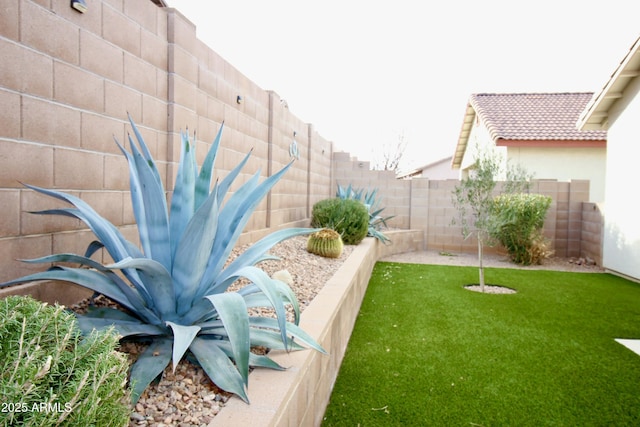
[478,235,485,292]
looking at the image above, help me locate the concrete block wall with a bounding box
[0,0,334,282]
[331,152,411,229]
[581,202,604,265]
[0,0,172,283]
[334,153,599,262]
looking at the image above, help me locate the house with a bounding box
[451,92,607,202]
[578,36,640,282]
[397,156,458,180]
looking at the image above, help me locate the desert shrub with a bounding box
[311,198,369,245]
[336,184,394,244]
[491,193,553,265]
[0,295,130,427]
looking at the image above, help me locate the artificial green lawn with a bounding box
[322,263,640,426]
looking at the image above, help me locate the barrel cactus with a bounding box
[307,228,344,258]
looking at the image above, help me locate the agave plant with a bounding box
[336,183,394,244]
[0,116,324,403]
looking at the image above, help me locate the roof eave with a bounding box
[578,36,640,130]
[451,103,476,169]
[495,139,606,148]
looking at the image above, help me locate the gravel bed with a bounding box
[464,284,518,294]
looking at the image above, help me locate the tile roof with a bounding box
[470,93,607,142]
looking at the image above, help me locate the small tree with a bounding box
[452,147,530,292]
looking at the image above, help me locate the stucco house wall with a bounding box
[458,118,506,172]
[506,146,606,202]
[578,36,640,281]
[397,156,458,180]
[599,77,640,279]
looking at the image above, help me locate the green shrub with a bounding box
[0,295,130,427]
[336,184,394,244]
[310,198,369,245]
[491,193,553,265]
[0,116,324,404]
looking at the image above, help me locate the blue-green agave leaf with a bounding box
[197,325,305,351]
[126,134,172,270]
[129,338,173,404]
[107,257,176,320]
[83,306,142,322]
[241,280,300,326]
[127,114,161,181]
[241,293,273,308]
[0,266,138,311]
[17,252,151,311]
[200,161,295,293]
[224,160,295,245]
[22,185,132,262]
[19,253,109,270]
[196,319,224,330]
[248,352,286,370]
[249,317,327,354]
[169,129,197,259]
[189,337,249,403]
[197,171,261,291]
[205,293,250,384]
[27,205,155,291]
[212,168,260,240]
[177,297,219,326]
[270,277,301,325]
[234,266,291,341]
[165,321,201,373]
[83,240,106,259]
[76,316,166,338]
[215,148,253,205]
[246,328,306,351]
[114,137,153,262]
[238,288,300,325]
[234,282,262,297]
[213,227,317,294]
[32,206,155,290]
[213,340,286,371]
[194,122,224,211]
[174,189,219,313]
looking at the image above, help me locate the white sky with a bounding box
[167,0,639,172]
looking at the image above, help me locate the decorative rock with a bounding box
[272,269,293,285]
[130,412,145,422]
